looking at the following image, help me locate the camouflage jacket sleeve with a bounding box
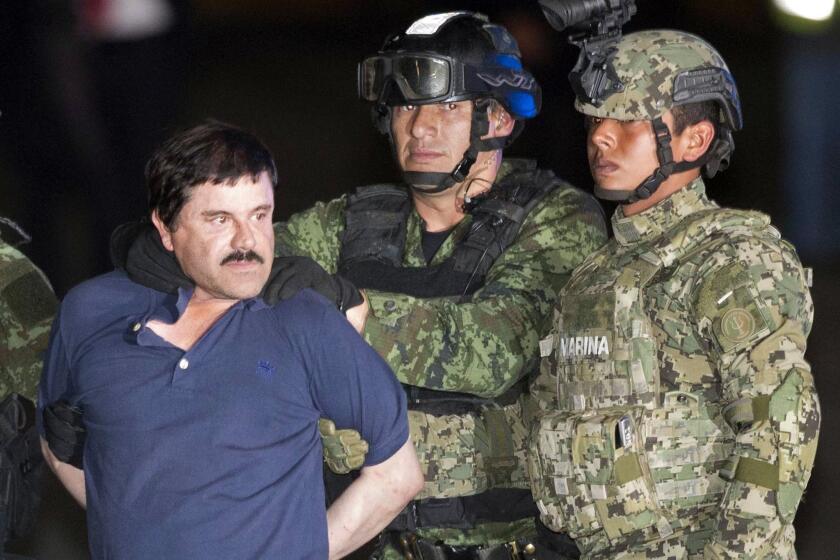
[0,242,58,401]
[362,187,606,398]
[277,187,606,399]
[275,196,348,270]
[692,235,820,558]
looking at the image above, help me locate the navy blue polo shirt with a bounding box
[38,271,409,560]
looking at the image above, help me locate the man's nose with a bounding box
[410,105,438,138]
[589,118,617,150]
[232,221,257,251]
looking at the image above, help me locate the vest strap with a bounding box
[720,455,779,491]
[722,395,771,429]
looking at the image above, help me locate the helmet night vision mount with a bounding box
[539,0,637,108]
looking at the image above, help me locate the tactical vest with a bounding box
[338,162,560,531]
[528,208,775,555]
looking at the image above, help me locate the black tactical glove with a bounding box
[110,220,192,293]
[110,220,363,310]
[42,400,85,469]
[261,256,364,311]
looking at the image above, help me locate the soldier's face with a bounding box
[152,172,275,302]
[586,110,687,191]
[390,101,474,175]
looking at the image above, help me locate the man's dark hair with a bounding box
[671,100,720,136]
[147,121,278,229]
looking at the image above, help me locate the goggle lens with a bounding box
[360,55,452,103]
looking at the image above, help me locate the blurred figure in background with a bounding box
[0,0,189,294]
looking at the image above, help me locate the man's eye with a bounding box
[213,216,227,224]
[400,105,416,112]
[254,212,267,221]
[446,103,458,111]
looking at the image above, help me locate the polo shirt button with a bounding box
[132,322,141,332]
[384,300,397,311]
[179,358,189,370]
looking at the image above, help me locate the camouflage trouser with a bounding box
[373,519,525,559]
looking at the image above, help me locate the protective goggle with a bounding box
[358,54,480,105]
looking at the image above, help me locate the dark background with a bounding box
[0,0,836,557]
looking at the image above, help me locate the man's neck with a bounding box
[410,151,501,232]
[148,291,238,351]
[621,170,701,216]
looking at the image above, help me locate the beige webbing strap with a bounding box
[723,395,770,429]
[483,408,516,487]
[721,455,779,491]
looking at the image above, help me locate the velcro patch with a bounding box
[3,271,57,329]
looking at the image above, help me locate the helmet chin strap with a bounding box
[403,100,508,194]
[594,116,706,204]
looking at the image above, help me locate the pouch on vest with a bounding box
[528,408,672,546]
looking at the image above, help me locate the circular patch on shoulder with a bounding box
[720,308,755,342]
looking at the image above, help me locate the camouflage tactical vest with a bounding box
[338,162,560,529]
[528,208,773,554]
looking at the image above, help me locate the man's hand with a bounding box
[262,256,364,311]
[326,438,423,560]
[40,437,86,509]
[111,220,192,293]
[43,401,85,469]
[319,419,369,474]
[112,221,366,313]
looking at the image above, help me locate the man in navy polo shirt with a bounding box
[38,122,423,559]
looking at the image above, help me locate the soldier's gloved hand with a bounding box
[43,401,85,469]
[110,220,192,293]
[262,256,364,311]
[318,418,368,474]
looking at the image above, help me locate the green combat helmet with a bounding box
[574,30,743,202]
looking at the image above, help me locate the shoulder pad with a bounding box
[0,218,31,247]
[651,208,773,268]
[0,244,56,329]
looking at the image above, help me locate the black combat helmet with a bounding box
[359,12,541,192]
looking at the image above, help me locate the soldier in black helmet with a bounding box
[277,12,605,559]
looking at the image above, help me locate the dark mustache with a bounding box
[220,250,264,266]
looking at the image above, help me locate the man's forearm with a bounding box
[326,437,423,559]
[40,437,86,509]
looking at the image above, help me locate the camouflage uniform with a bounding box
[528,30,819,560]
[529,179,819,559]
[0,231,56,401]
[277,159,607,551]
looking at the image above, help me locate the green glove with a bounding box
[318,418,369,474]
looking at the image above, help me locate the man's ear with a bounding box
[681,119,716,163]
[487,106,515,138]
[150,211,175,252]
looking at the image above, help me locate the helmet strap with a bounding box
[403,99,509,194]
[595,116,705,204]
